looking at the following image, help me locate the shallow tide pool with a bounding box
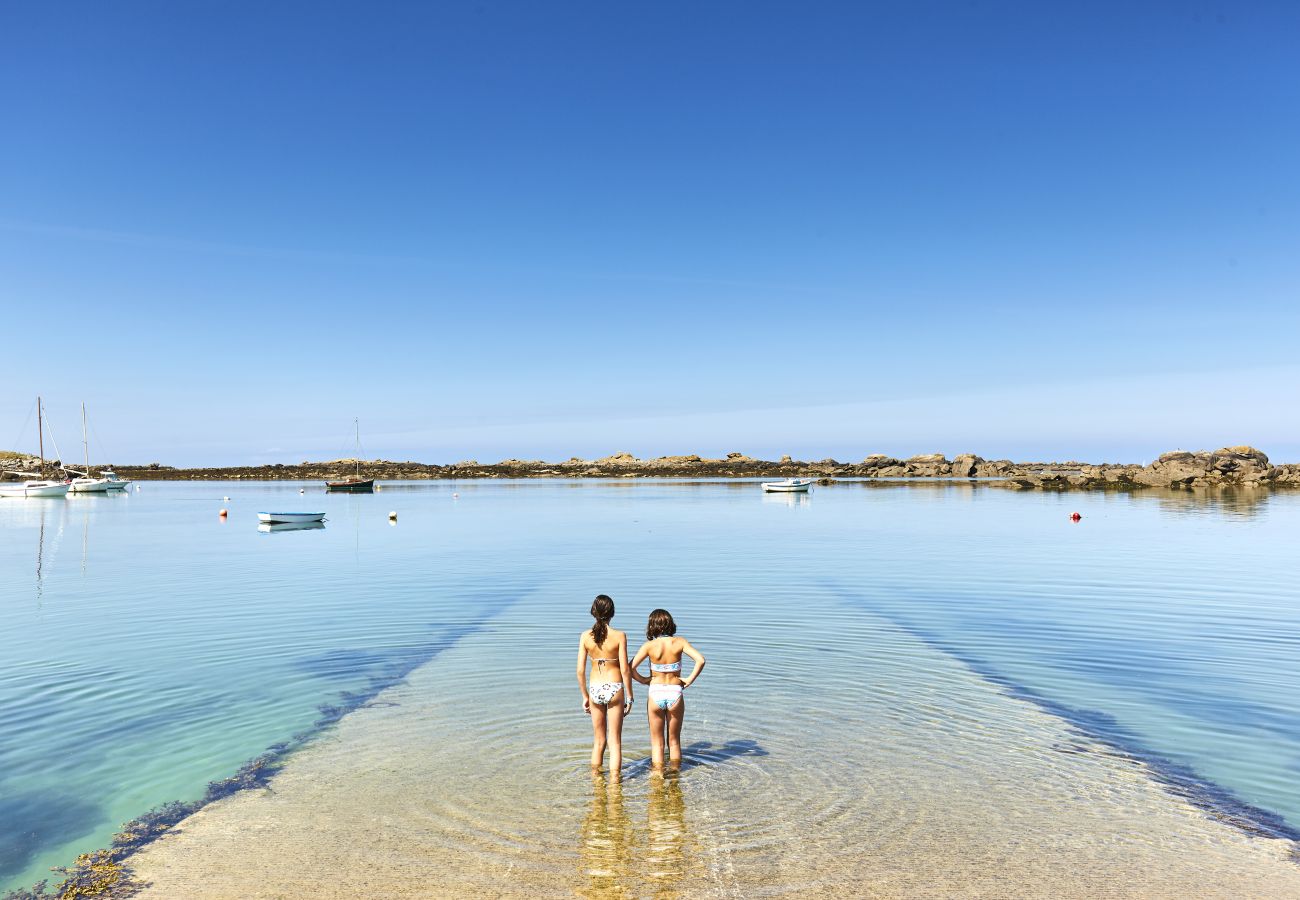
[2,480,1299,895]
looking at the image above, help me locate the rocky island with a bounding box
[21,445,1282,491]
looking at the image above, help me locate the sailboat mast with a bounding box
[38,396,45,477]
[82,402,90,473]
[355,418,361,479]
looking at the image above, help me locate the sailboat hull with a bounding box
[0,481,71,498]
[325,479,375,492]
[69,478,114,493]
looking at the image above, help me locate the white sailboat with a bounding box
[66,403,131,492]
[1,397,71,499]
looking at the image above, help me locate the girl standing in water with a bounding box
[576,594,633,775]
[631,609,706,768]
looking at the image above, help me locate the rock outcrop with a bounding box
[1134,447,1275,489]
[107,445,1299,491]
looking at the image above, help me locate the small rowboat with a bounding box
[257,511,327,524]
[761,478,813,493]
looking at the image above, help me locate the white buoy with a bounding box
[299,488,305,494]
[452,492,459,499]
[223,496,230,501]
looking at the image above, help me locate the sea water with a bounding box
[1,480,1298,894]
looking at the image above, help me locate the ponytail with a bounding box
[590,594,614,648]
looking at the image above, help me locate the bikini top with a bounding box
[649,635,681,672]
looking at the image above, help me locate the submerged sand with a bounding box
[126,590,1300,898]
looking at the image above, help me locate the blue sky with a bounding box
[2,2,1297,466]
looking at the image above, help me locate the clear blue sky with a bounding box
[2,2,1297,466]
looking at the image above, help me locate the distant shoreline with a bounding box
[86,446,1300,491]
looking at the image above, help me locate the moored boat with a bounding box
[66,404,132,492]
[325,418,377,492]
[0,480,71,498]
[326,478,375,493]
[2,397,71,499]
[761,478,814,493]
[101,471,131,490]
[257,511,327,524]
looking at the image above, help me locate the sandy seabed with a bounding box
[126,596,1300,899]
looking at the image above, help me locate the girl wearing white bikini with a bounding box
[576,594,633,775]
[630,609,706,769]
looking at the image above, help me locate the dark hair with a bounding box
[590,594,614,649]
[646,608,676,640]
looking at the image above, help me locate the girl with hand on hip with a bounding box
[630,609,706,769]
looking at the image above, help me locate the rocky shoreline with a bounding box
[66,445,1300,491]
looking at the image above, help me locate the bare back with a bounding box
[581,627,628,682]
[644,635,686,686]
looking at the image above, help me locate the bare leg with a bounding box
[606,689,626,779]
[647,700,667,768]
[590,701,608,769]
[667,696,685,766]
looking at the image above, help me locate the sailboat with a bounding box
[0,397,71,498]
[67,403,132,493]
[325,419,376,493]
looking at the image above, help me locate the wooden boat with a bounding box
[257,511,327,524]
[325,418,377,492]
[761,478,814,493]
[1,397,71,499]
[326,478,374,493]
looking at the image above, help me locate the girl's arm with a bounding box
[576,636,591,714]
[629,642,652,685]
[619,633,634,710]
[680,639,706,690]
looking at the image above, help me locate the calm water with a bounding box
[2,480,1299,894]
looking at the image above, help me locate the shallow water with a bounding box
[2,480,1299,894]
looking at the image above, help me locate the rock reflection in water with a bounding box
[579,772,634,898]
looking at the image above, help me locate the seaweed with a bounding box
[822,580,1300,849]
[2,610,519,900]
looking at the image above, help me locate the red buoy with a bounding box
[1070,512,1082,522]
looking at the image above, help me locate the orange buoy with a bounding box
[219,508,228,518]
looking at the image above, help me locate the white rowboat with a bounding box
[761,478,813,493]
[257,511,327,524]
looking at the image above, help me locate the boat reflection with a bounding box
[257,520,326,534]
[761,490,811,508]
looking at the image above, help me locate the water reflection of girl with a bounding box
[578,772,634,898]
[645,769,688,894]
